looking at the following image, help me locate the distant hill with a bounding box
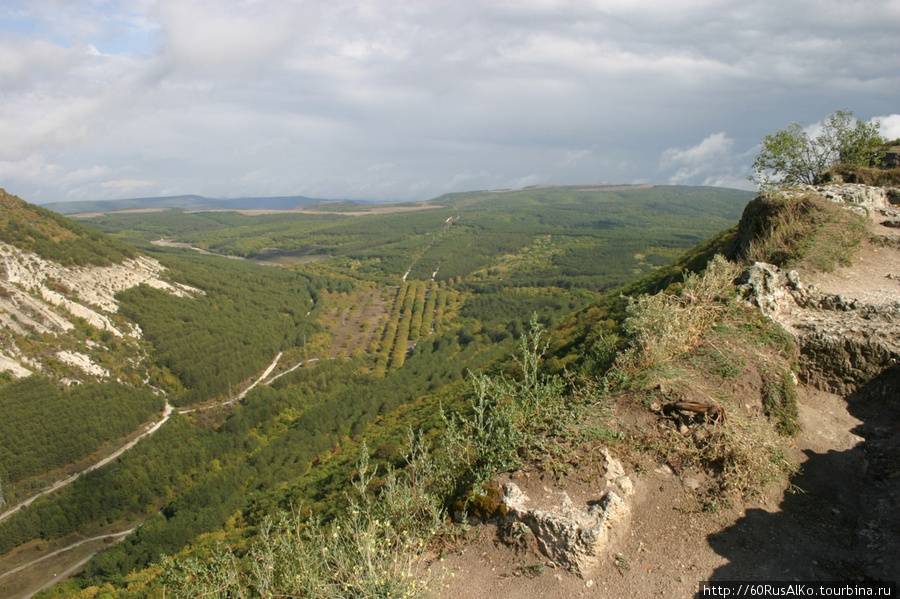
[42,194,369,215]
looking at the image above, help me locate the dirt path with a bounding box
[238,351,282,399]
[0,350,290,596]
[266,357,319,385]
[804,220,900,305]
[434,386,873,598]
[178,351,284,414]
[0,530,133,583]
[150,239,283,266]
[0,530,134,599]
[0,403,173,523]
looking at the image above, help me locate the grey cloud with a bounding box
[0,0,897,203]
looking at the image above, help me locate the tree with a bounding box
[751,110,884,189]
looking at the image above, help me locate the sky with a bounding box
[1,0,898,205]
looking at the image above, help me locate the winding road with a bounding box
[0,349,307,596]
[0,529,133,583]
[0,349,304,521]
[0,403,173,524]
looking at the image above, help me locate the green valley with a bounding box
[0,184,756,598]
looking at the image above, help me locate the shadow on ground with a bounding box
[704,366,900,586]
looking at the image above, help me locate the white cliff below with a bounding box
[0,244,201,380]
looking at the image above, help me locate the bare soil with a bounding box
[804,221,900,305]
[435,378,897,599]
[319,287,392,359]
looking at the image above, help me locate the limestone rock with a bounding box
[737,261,900,396]
[737,262,812,317]
[0,243,202,380]
[790,184,896,215]
[501,452,633,577]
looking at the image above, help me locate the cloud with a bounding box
[877,114,900,140]
[101,178,154,190]
[559,148,593,168]
[151,1,299,71]
[661,133,734,170]
[660,133,749,187]
[0,1,897,203]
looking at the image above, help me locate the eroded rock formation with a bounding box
[501,450,634,577]
[736,183,900,396]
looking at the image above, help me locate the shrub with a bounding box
[440,315,568,487]
[161,437,445,599]
[817,165,900,187]
[615,255,741,372]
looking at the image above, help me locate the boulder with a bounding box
[737,262,811,317]
[501,450,633,576]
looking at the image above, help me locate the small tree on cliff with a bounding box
[751,109,884,189]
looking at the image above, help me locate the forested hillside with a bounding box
[0,190,135,266]
[0,184,755,598]
[81,184,750,290]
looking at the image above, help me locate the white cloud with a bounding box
[0,154,61,183]
[63,165,110,184]
[0,0,896,203]
[877,114,900,141]
[659,132,756,190]
[101,178,154,190]
[559,148,593,168]
[661,133,734,170]
[152,1,298,71]
[660,133,736,185]
[0,36,70,82]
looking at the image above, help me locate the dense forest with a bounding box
[116,252,350,404]
[0,378,163,490]
[0,184,755,598]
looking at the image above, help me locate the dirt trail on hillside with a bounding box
[435,386,879,598]
[0,351,289,596]
[0,530,134,599]
[0,404,172,524]
[806,220,900,305]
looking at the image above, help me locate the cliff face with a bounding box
[0,192,200,383]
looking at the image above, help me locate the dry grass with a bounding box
[817,165,900,187]
[610,254,799,498]
[659,408,796,496]
[744,191,867,273]
[615,255,741,373]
